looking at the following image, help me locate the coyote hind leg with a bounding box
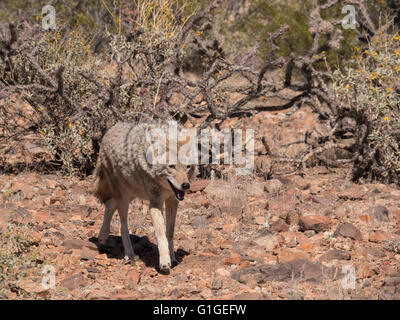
[117,198,137,261]
[98,198,117,245]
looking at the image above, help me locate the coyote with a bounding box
[92,120,195,271]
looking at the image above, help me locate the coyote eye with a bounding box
[186,165,191,169]
[168,164,176,169]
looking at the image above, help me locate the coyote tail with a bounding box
[92,161,113,204]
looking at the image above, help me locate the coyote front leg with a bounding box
[165,197,179,266]
[149,203,170,270]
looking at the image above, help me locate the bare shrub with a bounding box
[331,30,400,183]
[0,0,399,185]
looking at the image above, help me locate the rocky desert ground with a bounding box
[1,105,400,300]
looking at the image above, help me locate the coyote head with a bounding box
[145,121,198,200]
[165,164,196,201]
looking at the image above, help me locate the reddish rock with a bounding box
[0,216,6,232]
[358,264,375,279]
[310,195,332,206]
[338,185,367,200]
[81,246,97,260]
[276,248,310,263]
[333,223,363,241]
[232,259,334,284]
[309,185,320,195]
[359,214,373,224]
[32,211,50,224]
[223,254,242,266]
[178,240,195,253]
[264,179,282,193]
[280,231,297,248]
[254,216,266,225]
[394,209,400,227]
[60,274,88,290]
[127,270,141,285]
[62,239,98,251]
[32,231,42,244]
[23,188,35,200]
[298,242,315,251]
[295,232,313,246]
[0,205,11,231]
[270,219,290,232]
[268,194,297,214]
[320,249,350,261]
[111,292,140,300]
[362,247,386,258]
[50,189,66,204]
[18,279,49,296]
[299,215,331,232]
[368,230,388,243]
[254,234,279,251]
[10,207,32,224]
[239,261,251,269]
[46,179,58,189]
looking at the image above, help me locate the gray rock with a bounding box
[304,230,316,238]
[264,179,283,193]
[192,216,208,229]
[364,206,389,222]
[81,246,97,260]
[234,292,268,300]
[60,274,88,290]
[363,247,386,258]
[232,259,335,284]
[333,223,363,241]
[384,276,400,287]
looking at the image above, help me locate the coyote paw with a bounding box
[124,255,138,263]
[159,255,171,271]
[98,234,108,245]
[170,254,178,267]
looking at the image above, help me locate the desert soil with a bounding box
[1,106,400,300]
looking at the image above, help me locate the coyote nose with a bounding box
[181,183,190,190]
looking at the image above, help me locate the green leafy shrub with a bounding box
[224,0,396,68]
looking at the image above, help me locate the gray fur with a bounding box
[92,120,194,271]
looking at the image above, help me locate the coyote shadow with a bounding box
[88,235,189,273]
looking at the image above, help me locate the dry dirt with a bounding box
[1,107,400,300]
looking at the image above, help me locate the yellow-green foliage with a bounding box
[228,0,368,67]
[0,0,99,30]
[233,0,313,57]
[332,31,400,182]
